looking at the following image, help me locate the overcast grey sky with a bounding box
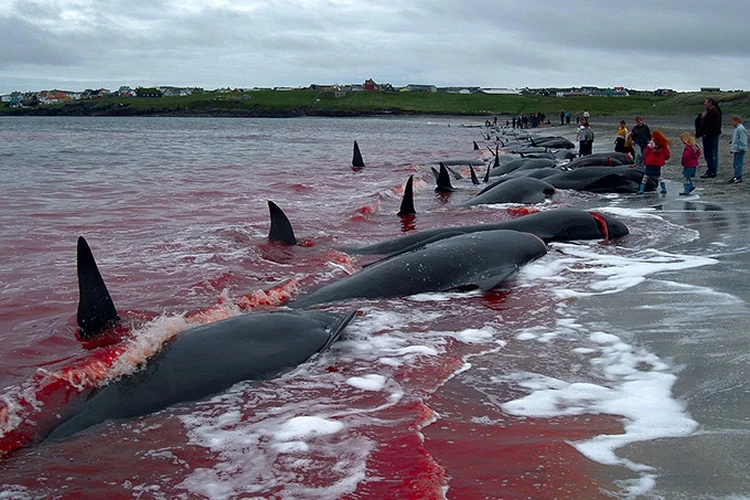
[2,0,749,94]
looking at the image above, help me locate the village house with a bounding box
[402,84,438,93]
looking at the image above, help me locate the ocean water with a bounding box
[0,116,748,499]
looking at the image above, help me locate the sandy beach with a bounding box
[573,114,750,200]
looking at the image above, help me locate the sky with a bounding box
[2,0,750,94]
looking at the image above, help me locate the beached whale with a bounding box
[490,158,556,177]
[290,229,548,309]
[55,237,357,440]
[344,208,629,256]
[460,177,556,207]
[46,308,355,441]
[543,166,655,193]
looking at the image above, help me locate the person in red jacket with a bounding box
[679,131,701,195]
[638,130,672,194]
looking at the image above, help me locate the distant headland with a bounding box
[3,81,749,117]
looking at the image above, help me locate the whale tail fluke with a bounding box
[267,201,298,246]
[397,175,416,217]
[352,141,366,168]
[76,236,120,339]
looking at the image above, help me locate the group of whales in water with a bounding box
[37,126,636,445]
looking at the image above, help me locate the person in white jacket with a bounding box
[729,115,747,183]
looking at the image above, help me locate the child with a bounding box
[729,115,747,183]
[638,130,671,194]
[614,120,628,152]
[679,131,701,195]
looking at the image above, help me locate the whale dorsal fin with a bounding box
[267,201,297,246]
[494,145,500,167]
[435,162,456,192]
[482,161,491,183]
[397,175,416,217]
[76,236,120,339]
[446,165,463,180]
[473,141,479,151]
[469,165,480,185]
[352,141,365,168]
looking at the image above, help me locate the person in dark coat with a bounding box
[699,97,722,178]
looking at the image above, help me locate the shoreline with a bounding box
[553,116,750,199]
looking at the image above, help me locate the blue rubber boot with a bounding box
[659,181,667,194]
[637,182,647,194]
[679,183,691,195]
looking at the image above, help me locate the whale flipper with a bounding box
[475,264,518,292]
[76,236,120,339]
[397,175,416,217]
[319,310,358,352]
[352,141,365,168]
[267,201,298,246]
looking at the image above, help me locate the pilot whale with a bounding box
[46,308,355,441]
[345,208,629,256]
[52,237,357,440]
[290,229,548,309]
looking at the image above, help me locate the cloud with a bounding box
[2,0,750,93]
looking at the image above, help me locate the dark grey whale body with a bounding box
[460,177,556,207]
[46,309,355,441]
[56,236,356,441]
[290,230,548,309]
[345,209,629,256]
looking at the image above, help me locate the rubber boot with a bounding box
[637,182,647,194]
[679,183,691,195]
[659,181,667,194]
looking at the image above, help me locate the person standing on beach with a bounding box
[679,132,701,195]
[614,120,628,152]
[728,115,747,183]
[631,116,652,168]
[638,130,671,194]
[699,97,722,178]
[578,121,594,156]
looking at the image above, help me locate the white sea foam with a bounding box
[497,230,718,493]
[173,307,508,499]
[523,241,718,299]
[345,374,388,391]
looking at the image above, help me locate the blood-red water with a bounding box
[0,117,621,498]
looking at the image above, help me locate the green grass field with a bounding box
[4,89,750,118]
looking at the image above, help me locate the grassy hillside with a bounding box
[4,89,750,118]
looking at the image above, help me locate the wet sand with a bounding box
[548,115,750,497]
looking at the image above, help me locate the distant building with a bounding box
[654,88,675,96]
[309,84,337,91]
[363,79,377,91]
[438,86,478,94]
[701,87,721,93]
[478,87,522,95]
[404,84,438,93]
